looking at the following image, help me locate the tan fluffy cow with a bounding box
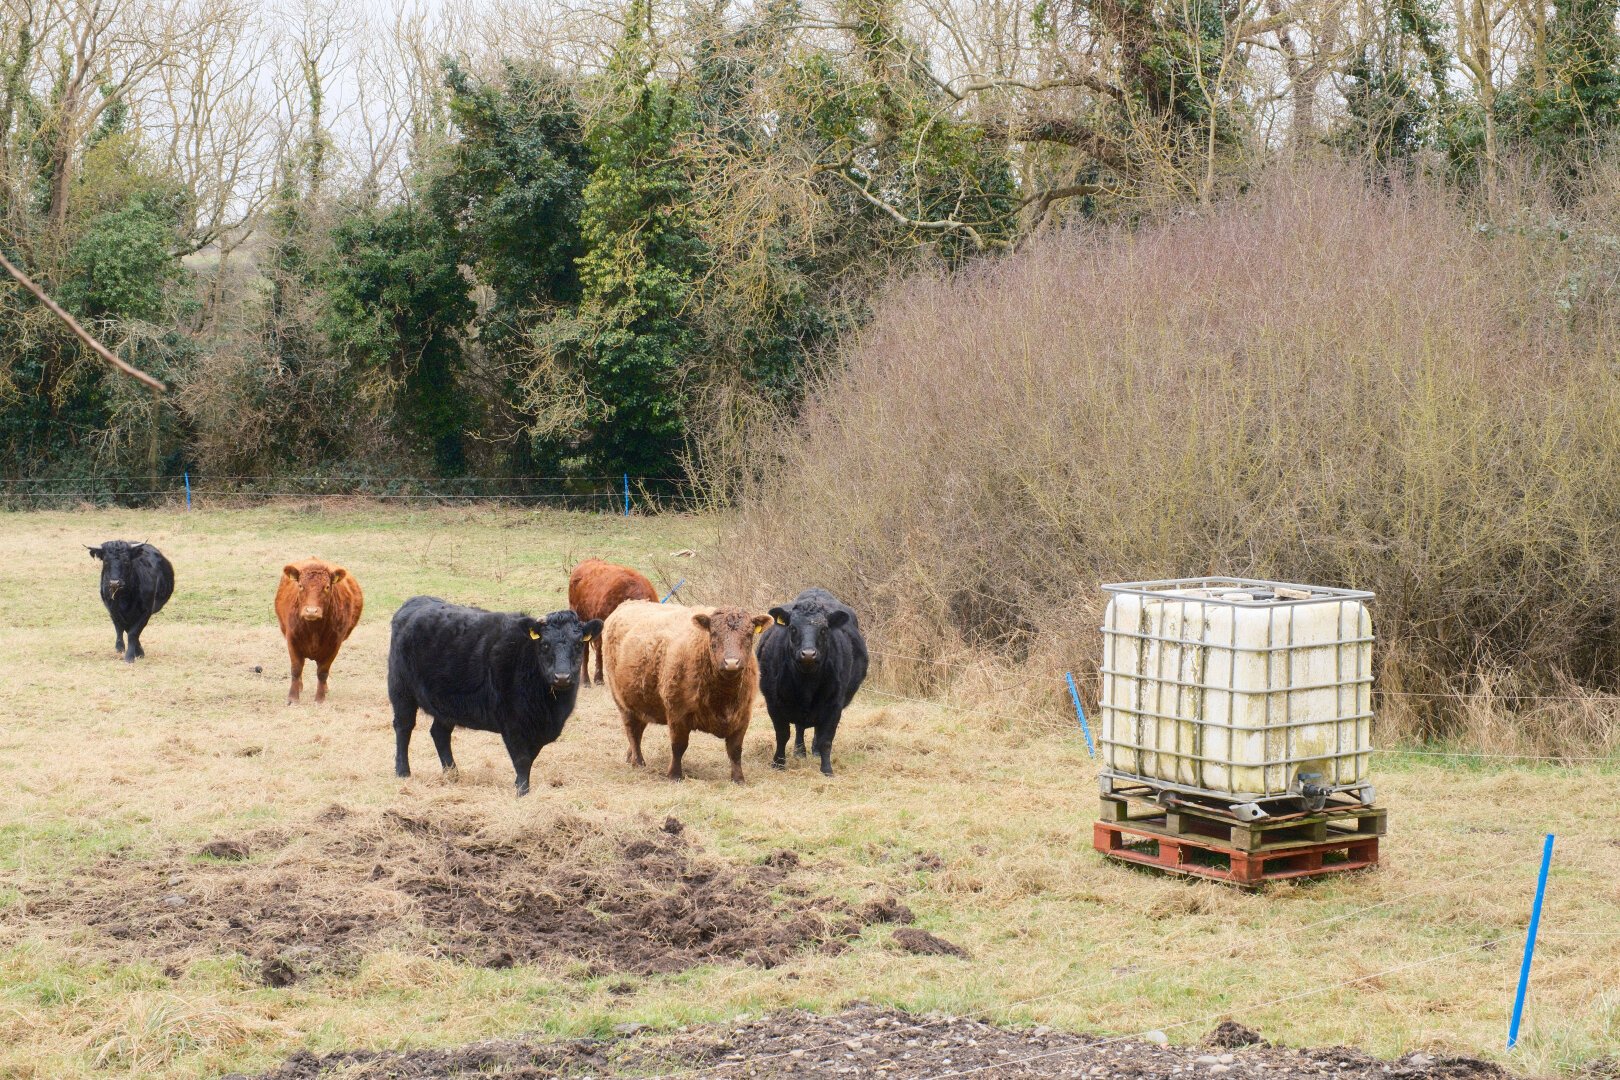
[602,600,770,782]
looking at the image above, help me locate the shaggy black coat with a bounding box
[88,540,174,662]
[388,597,602,796]
[758,587,869,776]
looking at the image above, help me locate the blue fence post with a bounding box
[1508,833,1555,1050]
[1065,672,1096,757]
[183,471,191,510]
[661,578,686,604]
[623,474,630,516]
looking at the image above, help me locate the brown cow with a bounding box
[568,558,657,686]
[275,558,364,704]
[602,600,771,782]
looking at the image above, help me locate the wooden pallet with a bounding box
[1099,794,1386,853]
[1092,819,1380,887]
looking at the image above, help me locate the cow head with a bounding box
[283,562,346,623]
[90,541,142,599]
[522,610,602,691]
[768,601,851,672]
[693,608,772,675]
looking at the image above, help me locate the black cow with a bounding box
[87,540,175,662]
[759,587,869,776]
[388,597,602,796]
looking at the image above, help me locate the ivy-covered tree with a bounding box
[320,201,473,475]
[563,0,706,477]
[435,60,590,342]
[1497,0,1620,175]
[1335,0,1450,169]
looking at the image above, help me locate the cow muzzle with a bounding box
[551,672,576,689]
[797,648,820,668]
[106,579,123,595]
[721,657,743,672]
[300,607,324,622]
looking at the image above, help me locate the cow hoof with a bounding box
[821,768,834,777]
[794,748,807,758]
[514,786,530,798]
[770,759,786,770]
[442,767,460,783]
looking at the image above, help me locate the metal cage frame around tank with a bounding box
[1097,577,1376,819]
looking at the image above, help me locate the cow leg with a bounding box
[725,730,746,784]
[812,716,839,777]
[314,661,332,703]
[429,718,457,778]
[667,723,690,781]
[794,725,808,758]
[770,714,791,770]
[392,698,417,777]
[592,637,604,686]
[113,619,124,656]
[501,730,536,797]
[124,612,151,662]
[621,709,647,767]
[286,642,306,705]
[578,645,591,688]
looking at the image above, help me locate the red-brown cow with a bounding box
[275,558,364,704]
[568,558,658,686]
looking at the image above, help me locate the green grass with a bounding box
[0,505,1614,1078]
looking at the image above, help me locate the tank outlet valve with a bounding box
[1293,771,1331,812]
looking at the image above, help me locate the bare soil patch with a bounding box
[227,1004,1514,1079]
[6,808,869,980]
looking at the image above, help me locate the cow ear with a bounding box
[692,613,711,631]
[330,568,346,585]
[87,546,103,560]
[768,606,790,627]
[581,619,603,642]
[827,609,850,629]
[282,564,300,581]
[523,617,543,641]
[752,614,772,634]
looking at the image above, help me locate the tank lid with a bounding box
[1102,577,1374,606]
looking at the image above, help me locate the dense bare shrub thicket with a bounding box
[702,170,1620,755]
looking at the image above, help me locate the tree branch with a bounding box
[0,250,167,391]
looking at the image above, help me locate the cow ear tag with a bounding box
[582,632,593,642]
[528,628,540,640]
[774,614,787,626]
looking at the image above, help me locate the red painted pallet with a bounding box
[1093,819,1380,887]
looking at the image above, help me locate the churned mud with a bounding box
[4,807,896,982]
[227,1004,1512,1080]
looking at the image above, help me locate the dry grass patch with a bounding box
[0,507,1614,1078]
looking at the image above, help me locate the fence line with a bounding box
[0,473,678,484]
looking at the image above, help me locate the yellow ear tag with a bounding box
[754,624,764,634]
[774,615,787,626]
[582,633,593,642]
[528,628,540,640]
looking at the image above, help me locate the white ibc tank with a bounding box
[1099,578,1374,803]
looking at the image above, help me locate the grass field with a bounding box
[0,505,1615,1079]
